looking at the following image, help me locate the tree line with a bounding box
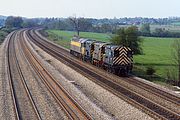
[4,16,180,38]
[41,18,180,38]
[4,16,115,33]
[4,16,41,29]
[140,23,180,38]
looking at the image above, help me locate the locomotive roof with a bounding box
[86,39,96,43]
[93,41,106,44]
[71,36,80,41]
[105,44,124,49]
[79,38,89,43]
[93,41,109,48]
[72,37,93,43]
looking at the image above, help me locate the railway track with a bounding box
[126,77,180,105]
[20,30,92,120]
[6,31,20,120]
[27,28,180,120]
[7,30,41,120]
[35,29,180,107]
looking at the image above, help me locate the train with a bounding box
[70,36,133,76]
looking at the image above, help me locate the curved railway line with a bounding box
[5,29,92,120]
[7,31,20,120]
[27,28,180,120]
[20,30,92,120]
[7,30,41,120]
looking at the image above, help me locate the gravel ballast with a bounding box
[0,34,16,120]
[16,32,68,120]
[25,32,113,120]
[27,33,154,120]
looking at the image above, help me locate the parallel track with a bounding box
[34,29,180,105]
[20,30,92,120]
[7,30,41,120]
[35,29,180,106]
[28,28,180,120]
[7,31,20,120]
[126,77,180,105]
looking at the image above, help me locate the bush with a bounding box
[39,30,49,37]
[146,67,156,75]
[0,30,8,44]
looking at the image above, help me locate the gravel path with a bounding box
[28,33,154,120]
[0,34,16,120]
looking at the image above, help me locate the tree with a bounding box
[22,19,38,28]
[69,16,93,36]
[100,23,112,33]
[111,26,142,54]
[140,23,151,36]
[5,16,23,28]
[110,28,126,45]
[172,40,180,86]
[125,26,142,54]
[78,18,92,32]
[69,16,80,36]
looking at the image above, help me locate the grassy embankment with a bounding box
[45,30,180,84]
[0,28,14,44]
[0,30,8,44]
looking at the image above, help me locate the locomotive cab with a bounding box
[70,36,89,59]
[103,45,133,75]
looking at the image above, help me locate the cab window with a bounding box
[114,50,119,57]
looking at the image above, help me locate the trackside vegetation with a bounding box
[44,29,180,86]
[0,27,14,44]
[0,30,8,44]
[110,26,142,55]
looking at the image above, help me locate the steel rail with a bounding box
[20,30,92,120]
[28,28,180,120]
[7,30,42,120]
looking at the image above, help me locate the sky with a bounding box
[0,0,179,18]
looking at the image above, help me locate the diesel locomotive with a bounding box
[70,36,133,76]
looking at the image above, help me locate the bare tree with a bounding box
[69,16,80,36]
[172,40,180,86]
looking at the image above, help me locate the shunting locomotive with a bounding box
[70,36,133,76]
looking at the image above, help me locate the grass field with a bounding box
[46,29,180,82]
[46,30,110,49]
[134,37,179,79]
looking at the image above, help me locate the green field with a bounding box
[46,30,110,49]
[45,30,180,82]
[134,37,179,79]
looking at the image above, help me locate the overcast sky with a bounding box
[0,0,179,18]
